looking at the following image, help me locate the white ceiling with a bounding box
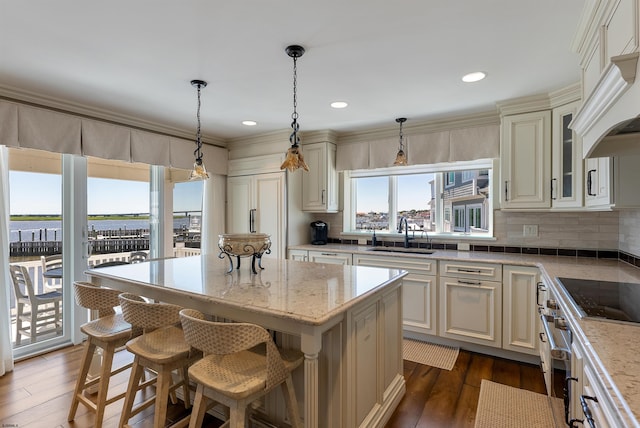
[0,0,585,141]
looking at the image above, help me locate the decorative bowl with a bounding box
[218,233,271,257]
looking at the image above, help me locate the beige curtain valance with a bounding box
[336,124,499,171]
[0,101,18,147]
[0,99,228,174]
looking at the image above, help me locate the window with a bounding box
[347,161,493,238]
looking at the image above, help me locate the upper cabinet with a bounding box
[585,155,640,209]
[551,101,583,209]
[499,86,589,211]
[500,110,552,209]
[301,141,339,213]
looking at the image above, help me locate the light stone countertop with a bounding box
[87,254,407,326]
[292,244,640,426]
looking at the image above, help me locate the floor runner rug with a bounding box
[402,338,459,371]
[474,379,564,427]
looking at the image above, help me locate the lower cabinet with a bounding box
[438,275,502,348]
[308,250,352,265]
[353,253,437,336]
[287,248,308,261]
[502,265,539,355]
[571,339,622,428]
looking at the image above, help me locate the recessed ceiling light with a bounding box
[462,71,487,83]
[242,120,257,126]
[330,101,348,109]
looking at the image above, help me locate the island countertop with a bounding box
[86,254,407,326]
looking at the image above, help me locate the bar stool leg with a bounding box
[68,340,97,421]
[94,342,117,428]
[119,357,145,428]
[188,384,208,428]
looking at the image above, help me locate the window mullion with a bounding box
[389,176,398,233]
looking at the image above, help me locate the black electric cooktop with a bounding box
[556,277,640,324]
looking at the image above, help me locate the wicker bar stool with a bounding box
[118,293,200,428]
[179,309,303,428]
[68,281,135,428]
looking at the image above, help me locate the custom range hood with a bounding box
[571,52,640,158]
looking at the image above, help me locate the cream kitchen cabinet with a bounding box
[585,155,640,210]
[551,100,583,209]
[353,253,437,336]
[570,339,623,428]
[500,110,552,209]
[308,250,352,265]
[227,172,286,260]
[302,141,339,213]
[502,265,539,355]
[438,260,502,348]
[287,249,308,261]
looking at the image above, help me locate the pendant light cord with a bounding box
[290,54,300,148]
[194,83,203,163]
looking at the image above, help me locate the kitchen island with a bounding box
[86,255,407,428]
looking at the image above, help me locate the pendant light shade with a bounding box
[280,44,310,172]
[189,79,209,180]
[393,117,408,166]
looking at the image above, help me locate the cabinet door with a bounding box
[501,110,551,209]
[287,249,308,261]
[585,157,612,208]
[502,265,539,355]
[302,142,338,213]
[551,101,583,209]
[226,176,253,234]
[254,173,285,260]
[308,250,352,265]
[438,276,502,347]
[403,274,437,336]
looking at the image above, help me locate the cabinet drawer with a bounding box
[308,250,352,265]
[353,254,435,275]
[439,260,502,281]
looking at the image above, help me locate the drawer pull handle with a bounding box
[564,377,578,425]
[321,253,338,256]
[539,332,546,343]
[536,281,546,307]
[457,279,481,286]
[457,268,482,273]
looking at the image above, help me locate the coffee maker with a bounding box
[310,221,328,245]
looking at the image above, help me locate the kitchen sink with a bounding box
[367,247,434,255]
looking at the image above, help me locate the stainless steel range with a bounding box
[556,277,640,324]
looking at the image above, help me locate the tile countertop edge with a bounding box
[290,244,640,426]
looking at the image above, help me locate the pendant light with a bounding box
[280,44,309,172]
[393,117,408,166]
[189,79,209,180]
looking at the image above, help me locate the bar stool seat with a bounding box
[68,282,135,428]
[118,293,200,428]
[179,308,303,428]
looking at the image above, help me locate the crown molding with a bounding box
[549,82,582,108]
[336,110,500,145]
[0,84,226,147]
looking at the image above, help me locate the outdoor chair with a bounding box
[9,264,62,346]
[118,293,200,428]
[179,308,303,428]
[129,251,148,263]
[41,254,63,291]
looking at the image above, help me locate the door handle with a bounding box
[551,178,557,200]
[249,209,256,233]
[587,169,596,196]
[504,180,509,202]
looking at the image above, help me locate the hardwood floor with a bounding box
[0,345,550,427]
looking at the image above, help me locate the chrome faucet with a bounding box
[398,216,414,248]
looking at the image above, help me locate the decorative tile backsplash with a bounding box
[314,209,640,264]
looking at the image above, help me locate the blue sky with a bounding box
[9,171,203,215]
[357,174,433,212]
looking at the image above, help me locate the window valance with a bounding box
[0,100,228,175]
[336,124,499,171]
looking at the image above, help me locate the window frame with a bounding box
[343,159,497,239]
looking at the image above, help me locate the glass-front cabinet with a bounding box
[551,100,583,209]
